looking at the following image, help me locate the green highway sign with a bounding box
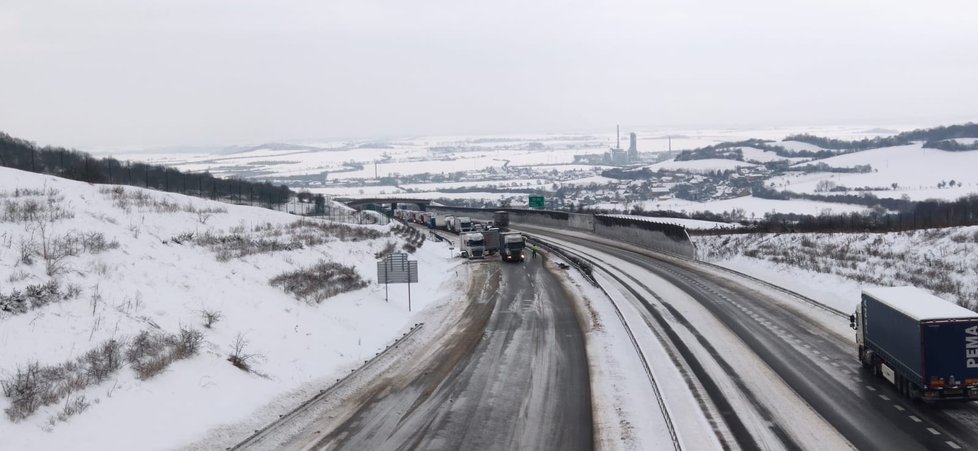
[528,195,545,209]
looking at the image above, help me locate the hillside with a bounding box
[694,227,978,312]
[0,167,461,450]
[770,142,978,200]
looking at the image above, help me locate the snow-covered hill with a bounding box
[0,167,462,450]
[771,142,978,200]
[694,226,978,312]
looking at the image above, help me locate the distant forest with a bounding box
[0,131,325,212]
[785,122,978,151]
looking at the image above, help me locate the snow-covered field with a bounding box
[770,143,978,200]
[0,167,461,450]
[648,158,756,173]
[694,226,978,311]
[739,147,810,164]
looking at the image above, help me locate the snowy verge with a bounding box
[547,251,719,450]
[694,227,978,311]
[0,166,464,451]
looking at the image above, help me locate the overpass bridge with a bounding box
[337,197,433,212]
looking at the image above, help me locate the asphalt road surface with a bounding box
[300,255,593,451]
[525,225,978,451]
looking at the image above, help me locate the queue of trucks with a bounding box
[852,286,978,400]
[393,209,525,262]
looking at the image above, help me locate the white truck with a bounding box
[460,232,486,259]
[433,214,446,229]
[457,217,473,233]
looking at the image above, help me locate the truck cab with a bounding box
[460,232,486,259]
[500,232,525,262]
[458,217,473,233]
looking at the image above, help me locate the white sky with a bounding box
[1,0,977,149]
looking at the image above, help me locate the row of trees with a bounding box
[687,194,978,236]
[786,122,978,152]
[0,131,327,213]
[672,123,978,164]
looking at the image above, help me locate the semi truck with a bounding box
[460,232,486,259]
[482,228,501,255]
[493,211,510,229]
[457,217,473,233]
[499,232,525,262]
[852,286,978,400]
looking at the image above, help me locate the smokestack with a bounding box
[617,125,620,150]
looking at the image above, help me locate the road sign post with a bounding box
[376,253,419,311]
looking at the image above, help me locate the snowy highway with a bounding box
[522,225,978,450]
[234,248,592,450]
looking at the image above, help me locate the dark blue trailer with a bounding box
[853,286,978,400]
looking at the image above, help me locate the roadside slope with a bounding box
[0,167,462,450]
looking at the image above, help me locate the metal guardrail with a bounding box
[527,236,683,451]
[229,323,425,450]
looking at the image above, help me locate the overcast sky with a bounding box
[2,0,977,149]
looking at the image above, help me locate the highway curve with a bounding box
[522,225,978,451]
[303,255,593,450]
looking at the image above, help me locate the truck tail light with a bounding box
[929,379,945,388]
[965,378,978,386]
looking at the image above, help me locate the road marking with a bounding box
[894,405,905,411]
[821,355,831,361]
[812,349,820,355]
[879,394,891,401]
[909,415,922,423]
[927,428,941,435]
[831,361,840,367]
[866,385,877,391]
[947,441,961,449]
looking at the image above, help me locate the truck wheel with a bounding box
[859,347,872,369]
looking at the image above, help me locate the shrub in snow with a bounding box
[269,260,368,303]
[286,219,386,241]
[99,186,228,215]
[374,240,397,259]
[0,188,73,223]
[187,219,388,261]
[227,333,262,372]
[51,394,92,425]
[1,339,123,422]
[201,309,222,328]
[126,328,204,380]
[0,281,77,316]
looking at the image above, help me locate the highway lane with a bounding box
[523,225,978,450]
[301,255,593,450]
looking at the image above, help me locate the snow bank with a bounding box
[0,167,462,450]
